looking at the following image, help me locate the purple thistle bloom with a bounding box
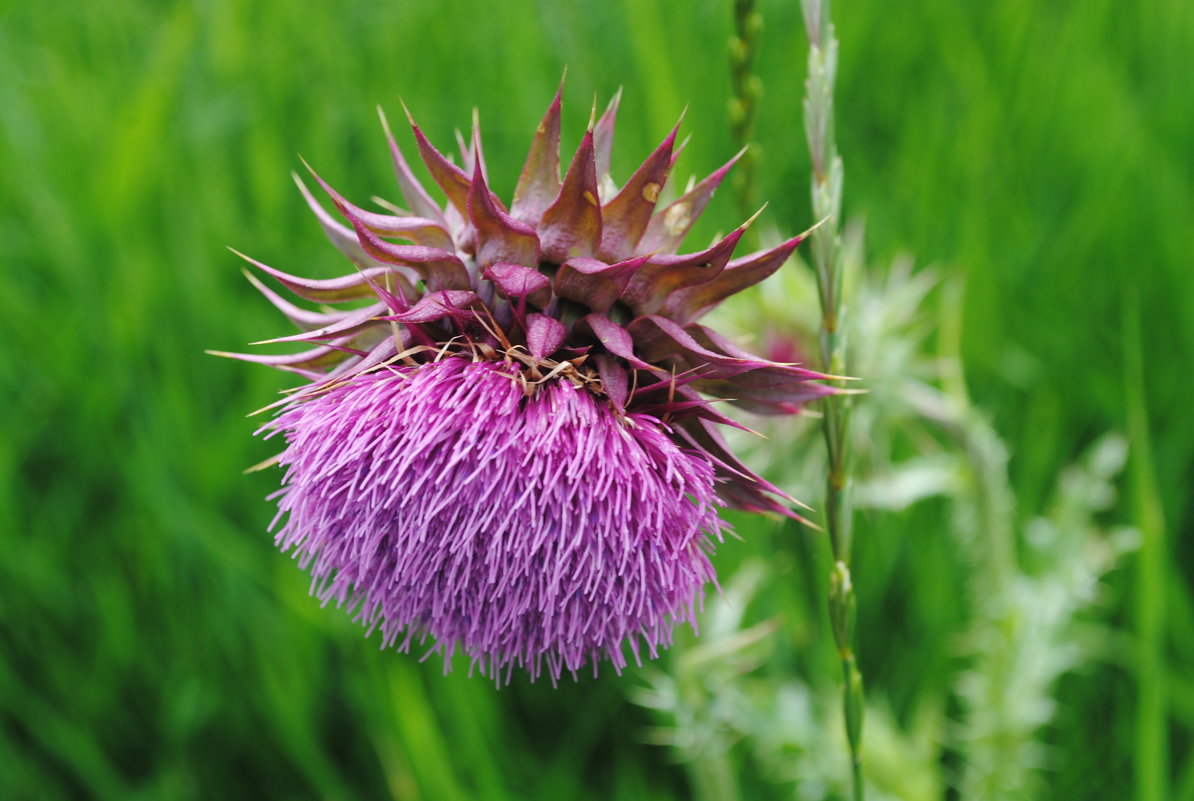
[266,359,721,682]
[216,83,835,682]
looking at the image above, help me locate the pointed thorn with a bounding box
[370,195,405,215]
[471,128,483,169]
[377,104,395,139]
[803,215,832,238]
[243,454,281,474]
[297,154,318,180]
[399,98,415,125]
[239,267,272,294]
[588,95,598,131]
[741,203,769,230]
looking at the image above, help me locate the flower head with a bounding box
[218,85,833,682]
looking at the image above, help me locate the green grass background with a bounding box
[1,0,1190,798]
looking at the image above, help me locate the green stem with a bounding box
[1124,291,1169,801]
[802,1,864,798]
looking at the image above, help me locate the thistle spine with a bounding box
[801,0,865,798]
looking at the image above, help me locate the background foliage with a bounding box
[1,0,1190,799]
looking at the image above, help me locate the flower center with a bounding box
[458,341,605,399]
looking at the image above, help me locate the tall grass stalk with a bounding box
[728,0,762,248]
[1124,293,1169,801]
[801,1,863,798]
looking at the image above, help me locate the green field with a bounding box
[2,1,1190,799]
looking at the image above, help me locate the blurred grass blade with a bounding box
[1124,291,1169,801]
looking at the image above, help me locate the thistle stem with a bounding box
[801,1,864,798]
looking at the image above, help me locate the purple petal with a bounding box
[356,211,454,252]
[252,302,389,345]
[454,127,473,174]
[241,268,344,331]
[538,129,602,263]
[625,315,751,370]
[485,261,552,309]
[207,340,360,372]
[233,249,403,303]
[640,148,745,254]
[407,108,473,218]
[619,227,746,315]
[635,389,754,432]
[300,168,454,251]
[292,173,386,268]
[383,290,482,324]
[463,109,488,178]
[593,88,621,183]
[669,134,691,170]
[715,479,810,521]
[691,375,836,414]
[323,335,402,382]
[378,106,447,226]
[526,313,566,360]
[574,314,655,370]
[599,117,679,263]
[553,254,649,313]
[345,217,472,291]
[682,325,835,414]
[687,324,826,374]
[661,232,810,324]
[469,150,542,271]
[674,417,810,521]
[593,354,629,409]
[511,83,564,225]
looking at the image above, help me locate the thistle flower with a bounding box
[216,85,833,683]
